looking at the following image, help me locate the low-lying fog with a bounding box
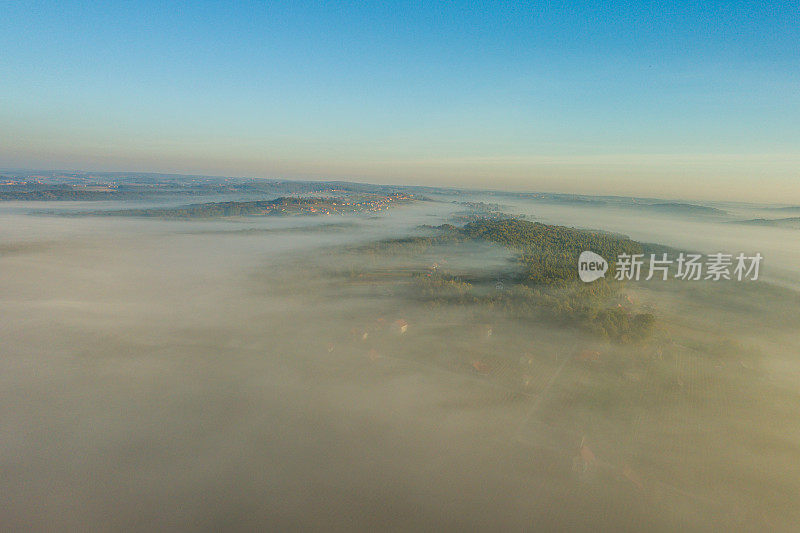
[466,195,800,289]
[2,196,799,532]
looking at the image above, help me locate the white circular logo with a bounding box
[578,251,608,282]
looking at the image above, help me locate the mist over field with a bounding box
[2,186,799,532]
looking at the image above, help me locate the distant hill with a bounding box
[0,173,419,200]
[733,217,800,228]
[74,194,416,218]
[767,206,800,213]
[640,202,727,215]
[532,194,607,206]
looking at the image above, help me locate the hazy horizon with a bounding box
[3,166,798,207]
[2,2,797,203]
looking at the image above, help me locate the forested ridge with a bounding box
[360,217,657,342]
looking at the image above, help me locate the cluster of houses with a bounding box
[285,193,416,216]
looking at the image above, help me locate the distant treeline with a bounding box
[100,197,315,218]
[0,174,425,201]
[87,195,415,218]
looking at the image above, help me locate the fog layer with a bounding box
[2,197,799,531]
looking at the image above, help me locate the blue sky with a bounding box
[1,1,797,201]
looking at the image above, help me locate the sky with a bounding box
[1,1,798,202]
